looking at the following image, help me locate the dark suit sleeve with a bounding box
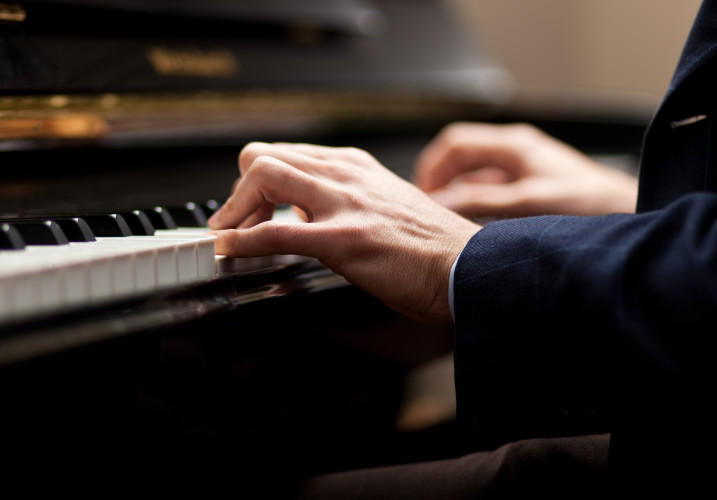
[452,192,717,443]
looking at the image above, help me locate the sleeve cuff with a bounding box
[448,250,461,323]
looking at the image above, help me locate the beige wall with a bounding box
[444,0,702,99]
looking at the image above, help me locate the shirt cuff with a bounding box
[448,252,460,322]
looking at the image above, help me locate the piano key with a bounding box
[118,210,156,236]
[0,232,216,322]
[0,223,25,250]
[80,214,133,237]
[175,239,200,282]
[91,237,180,287]
[0,202,308,324]
[1,217,94,243]
[166,202,209,227]
[0,260,41,317]
[54,217,96,242]
[200,199,220,217]
[19,245,114,305]
[142,207,177,230]
[76,240,160,294]
[152,230,218,280]
[1,248,86,314]
[8,220,69,245]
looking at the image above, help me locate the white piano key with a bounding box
[175,240,198,283]
[87,255,114,301]
[152,232,216,282]
[39,265,63,309]
[64,259,90,305]
[155,227,211,237]
[1,253,75,317]
[0,285,8,318]
[105,238,184,288]
[13,272,38,317]
[197,238,216,279]
[111,252,134,295]
[0,271,8,317]
[0,229,216,324]
[0,260,37,318]
[133,246,158,293]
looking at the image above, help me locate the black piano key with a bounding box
[118,210,155,235]
[166,202,208,227]
[142,207,177,230]
[54,217,96,242]
[80,214,133,237]
[200,199,220,217]
[0,223,26,250]
[9,220,69,245]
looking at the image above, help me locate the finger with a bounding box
[239,142,334,177]
[242,142,380,177]
[212,221,327,260]
[457,166,513,185]
[429,182,531,218]
[238,200,276,229]
[230,175,242,195]
[273,142,368,162]
[208,155,329,230]
[415,144,522,192]
[271,142,333,159]
[413,124,527,192]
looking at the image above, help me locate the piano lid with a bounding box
[14,0,387,37]
[0,0,513,147]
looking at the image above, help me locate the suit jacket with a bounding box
[453,0,717,494]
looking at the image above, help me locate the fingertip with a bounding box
[207,206,234,231]
[209,228,239,256]
[207,208,228,230]
[207,212,219,229]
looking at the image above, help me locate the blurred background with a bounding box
[445,0,702,115]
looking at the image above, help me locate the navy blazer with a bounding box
[453,0,717,493]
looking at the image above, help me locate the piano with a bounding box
[0,0,647,489]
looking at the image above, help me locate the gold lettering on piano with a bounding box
[0,3,25,23]
[146,47,240,78]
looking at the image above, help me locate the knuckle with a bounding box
[261,222,282,249]
[250,155,282,177]
[239,141,264,165]
[262,222,304,255]
[437,122,483,151]
[505,122,541,143]
[438,122,467,145]
[342,146,372,163]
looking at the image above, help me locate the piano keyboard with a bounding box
[0,202,304,325]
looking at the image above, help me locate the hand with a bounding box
[208,142,481,322]
[413,122,638,218]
